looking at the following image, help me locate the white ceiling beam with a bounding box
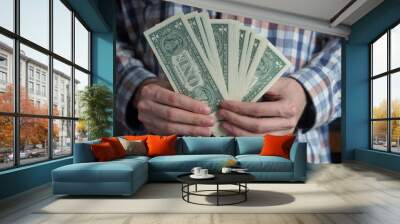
[164,0,351,37]
[330,0,368,27]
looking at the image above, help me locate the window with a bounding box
[42,85,46,97]
[35,70,40,81]
[20,0,49,49]
[0,55,7,67]
[0,71,6,85]
[75,17,90,70]
[74,69,89,119]
[53,0,72,60]
[53,59,72,117]
[371,23,400,154]
[0,35,13,113]
[28,81,34,94]
[0,54,7,86]
[53,119,72,158]
[35,83,40,95]
[0,0,14,32]
[0,0,91,170]
[28,67,34,80]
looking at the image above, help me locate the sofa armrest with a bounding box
[73,141,99,163]
[290,142,307,181]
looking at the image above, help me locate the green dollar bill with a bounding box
[186,14,209,60]
[242,46,290,102]
[211,22,230,91]
[247,38,261,74]
[198,13,225,89]
[198,13,223,83]
[144,14,226,112]
[237,27,251,98]
[238,28,246,71]
[242,30,254,76]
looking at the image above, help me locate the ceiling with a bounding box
[225,0,352,22]
[165,0,384,37]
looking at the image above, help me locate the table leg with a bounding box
[245,183,247,201]
[217,184,219,206]
[188,184,191,202]
[181,184,183,199]
[195,184,198,192]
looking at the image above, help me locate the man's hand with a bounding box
[218,77,307,136]
[133,79,215,136]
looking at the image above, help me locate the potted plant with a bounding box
[79,84,113,140]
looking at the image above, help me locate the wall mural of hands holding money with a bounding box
[139,12,296,136]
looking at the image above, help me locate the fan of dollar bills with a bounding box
[144,12,291,136]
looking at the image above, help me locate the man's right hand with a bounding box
[133,79,215,136]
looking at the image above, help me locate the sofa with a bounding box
[52,136,306,196]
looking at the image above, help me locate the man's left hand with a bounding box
[218,77,307,136]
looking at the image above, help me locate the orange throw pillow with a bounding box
[91,142,117,162]
[101,137,126,158]
[146,135,177,157]
[259,134,295,159]
[124,135,148,141]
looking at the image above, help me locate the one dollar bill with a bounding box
[144,14,227,112]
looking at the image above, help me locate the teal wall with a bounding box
[0,158,72,199]
[91,0,115,135]
[0,0,115,200]
[344,0,400,171]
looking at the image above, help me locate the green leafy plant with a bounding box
[79,84,113,140]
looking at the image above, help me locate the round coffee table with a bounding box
[177,173,255,206]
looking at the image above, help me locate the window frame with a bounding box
[0,0,92,171]
[370,20,400,154]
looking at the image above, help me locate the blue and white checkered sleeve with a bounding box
[116,42,157,133]
[116,1,158,133]
[290,38,342,130]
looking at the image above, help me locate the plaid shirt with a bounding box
[116,0,342,163]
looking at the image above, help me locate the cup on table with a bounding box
[199,169,208,176]
[191,167,202,176]
[221,167,232,174]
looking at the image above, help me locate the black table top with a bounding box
[177,172,255,185]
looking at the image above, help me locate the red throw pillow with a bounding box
[124,135,148,141]
[146,135,177,157]
[101,137,126,158]
[259,134,295,159]
[91,142,118,162]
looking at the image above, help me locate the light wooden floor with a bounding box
[1,162,400,224]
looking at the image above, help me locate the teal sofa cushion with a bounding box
[235,137,264,155]
[236,155,293,172]
[53,158,147,183]
[180,137,235,155]
[149,154,235,172]
[73,139,100,163]
[116,155,150,163]
[52,157,148,195]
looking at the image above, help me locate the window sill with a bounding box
[355,148,400,172]
[0,156,72,176]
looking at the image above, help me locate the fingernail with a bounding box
[221,122,230,132]
[203,106,211,114]
[203,117,214,126]
[218,110,225,117]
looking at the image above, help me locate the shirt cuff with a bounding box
[290,71,320,132]
[116,68,156,133]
